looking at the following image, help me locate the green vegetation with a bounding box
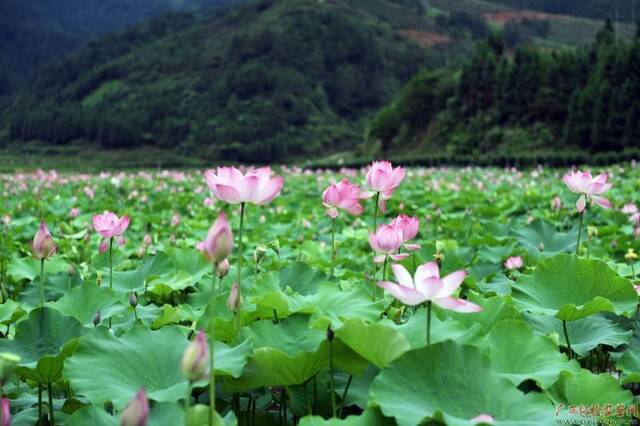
[368,22,640,160]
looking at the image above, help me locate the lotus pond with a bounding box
[0,163,639,426]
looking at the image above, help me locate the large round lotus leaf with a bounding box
[511,254,636,321]
[512,220,578,257]
[524,312,632,356]
[304,283,383,329]
[226,315,365,391]
[64,325,190,409]
[368,341,553,426]
[335,317,410,368]
[482,320,581,388]
[547,371,634,422]
[48,282,120,325]
[444,293,522,336]
[66,406,117,426]
[0,298,26,325]
[7,256,69,282]
[0,307,85,383]
[616,347,640,384]
[386,307,468,349]
[299,408,394,426]
[278,261,327,295]
[66,402,195,426]
[111,253,174,294]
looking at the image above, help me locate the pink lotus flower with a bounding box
[32,222,57,260]
[368,224,408,263]
[216,258,230,278]
[92,212,130,239]
[390,214,420,250]
[204,166,284,205]
[1,397,10,426]
[551,196,562,211]
[377,262,482,312]
[321,179,364,219]
[622,203,638,215]
[504,256,523,270]
[471,414,495,424]
[180,330,210,381]
[120,388,149,426]
[562,170,612,212]
[227,282,241,312]
[143,234,152,247]
[364,161,405,211]
[69,208,80,218]
[196,213,233,263]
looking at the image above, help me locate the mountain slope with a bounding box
[0,0,241,99]
[1,0,445,161]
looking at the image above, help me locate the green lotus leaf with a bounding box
[512,220,578,257]
[48,282,120,325]
[547,370,634,422]
[299,408,393,425]
[482,320,581,388]
[524,312,632,356]
[7,256,69,282]
[111,253,174,294]
[335,317,410,368]
[368,341,553,426]
[512,254,636,321]
[279,262,327,295]
[387,307,469,349]
[0,307,85,383]
[64,325,190,409]
[66,406,117,426]
[305,283,383,329]
[616,347,640,385]
[0,299,26,325]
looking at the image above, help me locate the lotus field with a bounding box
[1,162,640,426]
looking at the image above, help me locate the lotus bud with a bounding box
[129,291,138,308]
[538,242,545,252]
[254,245,267,266]
[67,265,75,276]
[227,282,241,312]
[197,214,233,263]
[216,259,230,278]
[435,241,445,254]
[93,311,101,327]
[326,326,334,342]
[268,239,280,257]
[180,331,210,381]
[587,226,598,239]
[626,248,638,262]
[32,222,57,260]
[1,397,9,426]
[120,388,149,426]
[143,233,152,247]
[433,252,444,266]
[1,215,9,227]
[170,213,180,227]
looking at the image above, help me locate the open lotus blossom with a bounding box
[120,388,149,426]
[622,203,638,215]
[390,214,420,250]
[197,213,233,263]
[368,224,409,263]
[364,161,405,211]
[32,222,57,260]
[377,262,482,312]
[92,211,130,238]
[321,179,364,218]
[562,170,612,212]
[471,414,495,424]
[204,166,284,205]
[180,331,210,381]
[504,256,523,270]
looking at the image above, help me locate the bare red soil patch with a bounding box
[400,30,450,47]
[482,10,556,24]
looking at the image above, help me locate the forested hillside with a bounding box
[369,21,640,162]
[0,0,240,99]
[486,0,640,23]
[0,0,454,161]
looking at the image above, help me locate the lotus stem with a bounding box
[236,202,245,329]
[209,300,216,425]
[330,218,336,277]
[48,382,55,425]
[328,338,337,418]
[109,237,113,328]
[371,192,380,300]
[38,384,43,423]
[39,258,45,307]
[575,201,585,255]
[562,320,572,360]
[338,374,353,419]
[426,301,432,346]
